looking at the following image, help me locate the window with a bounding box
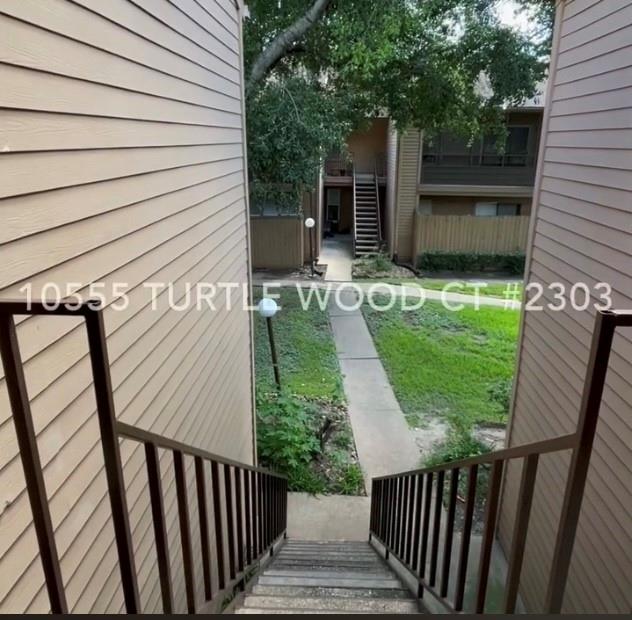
[475,202,521,216]
[505,127,530,166]
[475,202,498,217]
[497,202,520,216]
[326,189,340,223]
[426,126,532,168]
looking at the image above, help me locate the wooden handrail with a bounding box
[370,309,632,614]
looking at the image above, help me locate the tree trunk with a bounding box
[246,0,332,95]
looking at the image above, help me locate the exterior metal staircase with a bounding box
[235,540,420,614]
[353,171,381,256]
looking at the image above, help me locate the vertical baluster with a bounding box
[194,457,212,601]
[411,474,424,573]
[369,482,376,536]
[390,478,398,552]
[267,475,274,546]
[419,472,433,579]
[210,460,226,590]
[173,450,196,613]
[235,468,245,574]
[374,480,382,539]
[262,474,269,548]
[257,472,264,555]
[504,455,539,613]
[455,464,478,611]
[475,460,504,613]
[440,468,460,597]
[429,470,445,586]
[399,476,410,559]
[224,465,237,580]
[0,315,68,613]
[384,478,393,547]
[274,477,280,539]
[378,480,386,541]
[393,478,404,555]
[84,310,140,613]
[145,443,173,613]
[391,478,400,552]
[244,469,252,566]
[282,478,288,533]
[405,476,417,566]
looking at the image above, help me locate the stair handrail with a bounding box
[369,309,632,615]
[0,299,288,615]
[374,159,382,245]
[352,162,357,257]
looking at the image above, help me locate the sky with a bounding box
[496,0,536,34]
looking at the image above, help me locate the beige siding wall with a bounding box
[394,130,422,260]
[347,117,389,174]
[502,0,632,613]
[0,0,253,613]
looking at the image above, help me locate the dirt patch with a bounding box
[352,256,418,280]
[473,424,506,450]
[411,416,449,462]
[253,265,325,281]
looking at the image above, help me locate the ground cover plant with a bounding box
[254,286,364,494]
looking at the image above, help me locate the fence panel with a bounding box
[250,216,304,269]
[413,214,530,255]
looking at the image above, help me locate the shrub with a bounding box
[256,391,322,491]
[352,252,394,278]
[488,377,513,414]
[416,251,525,275]
[424,429,491,469]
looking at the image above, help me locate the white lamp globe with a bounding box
[257,297,278,318]
[305,217,315,229]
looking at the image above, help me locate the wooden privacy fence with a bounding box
[250,216,304,270]
[413,215,530,255]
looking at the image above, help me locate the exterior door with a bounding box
[326,189,341,233]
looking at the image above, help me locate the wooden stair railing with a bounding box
[369,309,632,614]
[0,299,287,615]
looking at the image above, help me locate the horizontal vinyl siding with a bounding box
[0,0,253,614]
[502,0,632,613]
[395,130,421,260]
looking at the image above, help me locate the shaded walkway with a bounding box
[319,235,353,281]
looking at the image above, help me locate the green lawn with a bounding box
[362,300,520,430]
[254,287,343,403]
[386,278,524,299]
[253,287,363,495]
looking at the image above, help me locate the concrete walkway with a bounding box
[286,493,371,541]
[328,291,420,491]
[319,235,353,282]
[252,278,521,309]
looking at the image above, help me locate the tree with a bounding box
[244,0,553,212]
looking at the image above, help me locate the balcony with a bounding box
[324,153,387,185]
[421,153,537,188]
